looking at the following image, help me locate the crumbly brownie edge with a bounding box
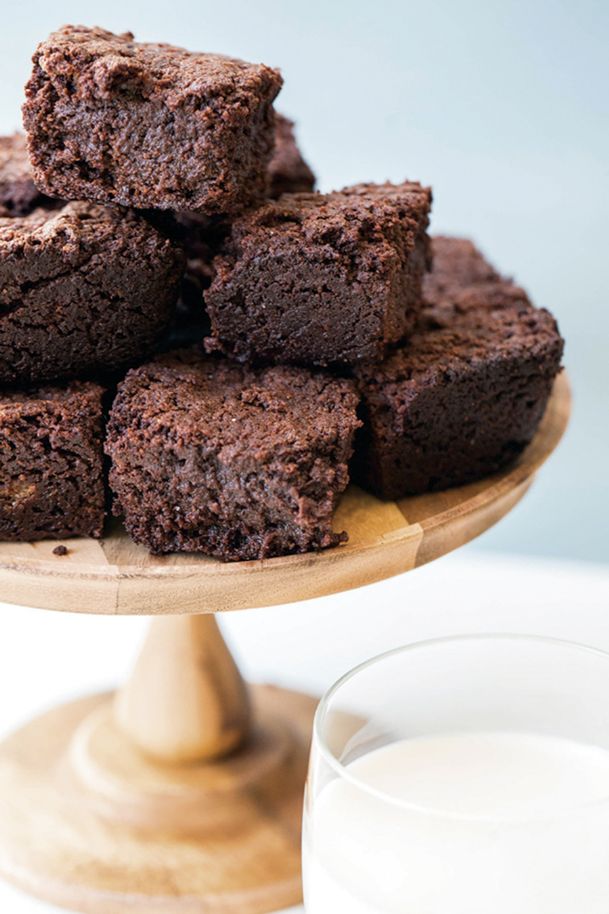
[353,342,563,499]
[22,27,283,214]
[268,114,316,198]
[106,354,362,560]
[0,382,106,540]
[0,202,185,385]
[205,182,432,368]
[352,239,565,500]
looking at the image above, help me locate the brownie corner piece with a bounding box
[353,237,564,500]
[106,350,361,560]
[268,114,316,197]
[205,180,432,368]
[0,381,106,541]
[23,25,283,214]
[0,201,184,384]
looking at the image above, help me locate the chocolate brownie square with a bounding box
[106,349,361,560]
[160,112,316,306]
[205,181,432,368]
[353,237,565,499]
[0,381,105,540]
[149,112,314,335]
[268,114,316,197]
[0,133,54,216]
[0,201,184,385]
[23,26,283,215]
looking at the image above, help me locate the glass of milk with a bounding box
[303,635,609,914]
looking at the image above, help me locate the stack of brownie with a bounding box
[0,25,564,561]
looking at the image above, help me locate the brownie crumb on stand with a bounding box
[0,133,55,216]
[205,181,432,368]
[0,382,105,541]
[353,237,565,499]
[106,349,361,561]
[0,201,184,385]
[268,114,316,197]
[53,544,69,556]
[23,25,283,215]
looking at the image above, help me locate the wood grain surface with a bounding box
[0,685,317,914]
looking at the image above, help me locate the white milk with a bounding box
[303,732,609,914]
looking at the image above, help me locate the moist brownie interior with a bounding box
[352,237,564,499]
[205,181,432,368]
[106,348,361,560]
[0,381,106,540]
[0,201,185,384]
[23,25,283,214]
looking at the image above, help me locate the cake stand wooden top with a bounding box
[0,374,570,616]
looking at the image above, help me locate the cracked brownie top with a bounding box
[0,201,184,384]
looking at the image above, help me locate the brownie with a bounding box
[106,349,361,560]
[153,211,226,291]
[0,201,184,385]
[353,237,565,499]
[268,114,316,197]
[0,381,105,540]
[427,236,501,288]
[23,26,283,215]
[0,133,55,216]
[141,212,223,349]
[162,113,315,298]
[205,181,432,368]
[422,235,505,328]
[149,113,313,333]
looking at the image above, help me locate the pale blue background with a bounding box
[1,0,607,562]
[0,11,607,914]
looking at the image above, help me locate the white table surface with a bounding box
[0,547,608,913]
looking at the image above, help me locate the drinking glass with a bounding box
[303,635,609,914]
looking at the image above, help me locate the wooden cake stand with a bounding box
[0,374,570,914]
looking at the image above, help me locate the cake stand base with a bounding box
[0,684,316,914]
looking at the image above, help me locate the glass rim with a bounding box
[313,633,609,824]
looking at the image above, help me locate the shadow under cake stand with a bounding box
[0,373,570,914]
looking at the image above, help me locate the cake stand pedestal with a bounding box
[0,375,569,913]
